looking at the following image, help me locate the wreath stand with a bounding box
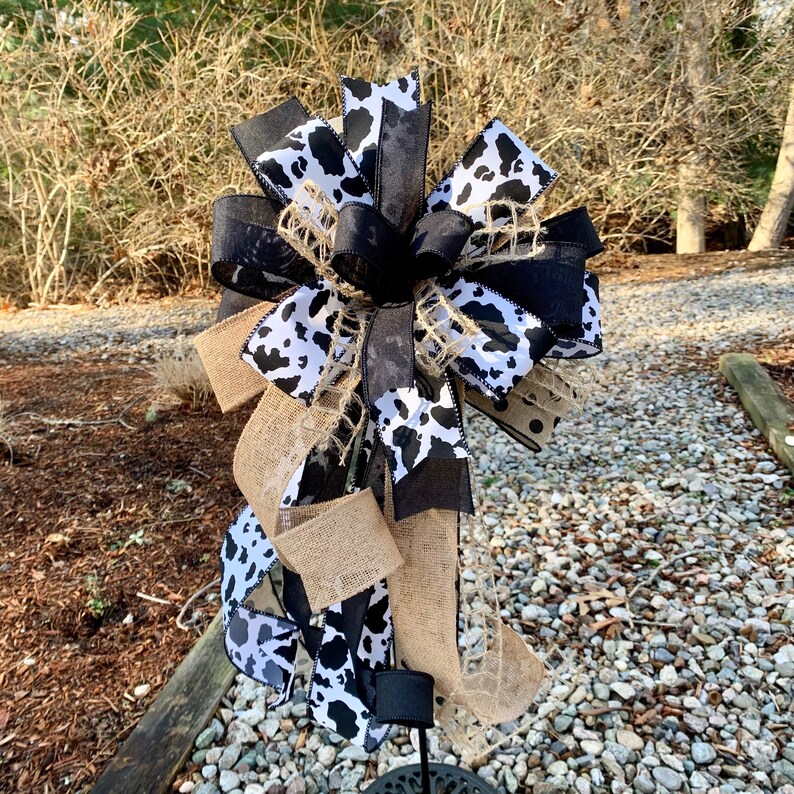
[366,743,496,794]
[366,671,498,794]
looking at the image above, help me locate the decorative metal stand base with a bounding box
[365,763,498,794]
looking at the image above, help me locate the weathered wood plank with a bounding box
[719,352,794,475]
[92,612,234,794]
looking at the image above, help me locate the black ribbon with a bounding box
[375,670,435,729]
[211,194,312,302]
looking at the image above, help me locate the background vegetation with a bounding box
[1,0,792,305]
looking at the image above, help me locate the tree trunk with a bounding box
[676,1,709,254]
[677,164,706,254]
[748,82,794,251]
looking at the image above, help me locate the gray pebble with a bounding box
[610,682,635,701]
[219,743,242,771]
[219,770,240,793]
[604,741,631,765]
[652,765,683,791]
[196,727,217,750]
[546,760,568,776]
[692,742,717,765]
[337,745,369,761]
[634,775,656,794]
[553,715,574,733]
[316,745,336,768]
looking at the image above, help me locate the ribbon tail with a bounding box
[362,304,472,520]
[240,280,352,404]
[435,274,557,401]
[340,70,421,186]
[383,476,546,729]
[220,506,299,703]
[369,369,472,521]
[308,582,394,751]
[296,419,394,751]
[547,270,603,358]
[465,380,560,452]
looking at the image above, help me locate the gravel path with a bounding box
[0,297,216,364]
[5,267,793,794]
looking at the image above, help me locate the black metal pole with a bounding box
[418,727,430,794]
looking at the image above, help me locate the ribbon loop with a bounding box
[341,70,420,185]
[362,303,416,403]
[252,116,373,217]
[473,242,587,334]
[331,203,410,304]
[541,205,604,258]
[375,99,431,235]
[211,194,312,301]
[231,98,311,199]
[409,210,474,279]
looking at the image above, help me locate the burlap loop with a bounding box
[385,497,460,696]
[230,364,403,609]
[233,384,318,529]
[453,627,546,724]
[276,490,403,611]
[195,301,274,413]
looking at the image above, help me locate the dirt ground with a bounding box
[0,359,249,792]
[0,248,791,793]
[595,246,794,284]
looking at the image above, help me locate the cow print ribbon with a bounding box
[202,70,604,751]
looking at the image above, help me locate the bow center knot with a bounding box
[331,202,475,307]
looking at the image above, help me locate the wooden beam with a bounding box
[92,612,235,794]
[719,352,794,475]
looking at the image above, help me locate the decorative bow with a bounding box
[197,69,603,753]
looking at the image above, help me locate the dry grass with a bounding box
[149,344,213,411]
[1,1,792,305]
[0,399,21,463]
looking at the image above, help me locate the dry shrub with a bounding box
[1,1,792,306]
[149,344,213,411]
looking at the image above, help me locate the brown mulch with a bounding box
[0,358,249,793]
[595,247,794,284]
